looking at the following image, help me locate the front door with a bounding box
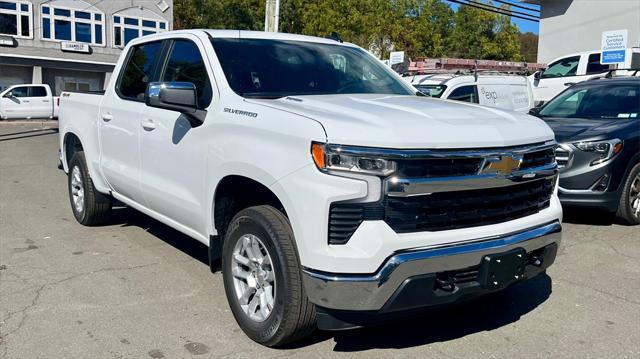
[1,86,30,119]
[139,36,215,233]
[99,40,164,202]
[531,55,581,104]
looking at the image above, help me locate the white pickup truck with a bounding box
[0,84,59,120]
[59,30,562,346]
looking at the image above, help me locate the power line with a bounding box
[446,0,540,22]
[492,0,540,13]
[467,0,540,19]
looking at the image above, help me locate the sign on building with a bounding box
[601,30,627,65]
[61,42,90,54]
[389,51,405,66]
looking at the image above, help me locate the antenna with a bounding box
[328,32,343,43]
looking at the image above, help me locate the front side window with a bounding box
[211,38,414,98]
[541,56,580,79]
[0,1,32,38]
[586,54,610,75]
[415,84,447,98]
[448,85,478,103]
[539,84,640,120]
[9,86,28,97]
[112,15,168,48]
[41,4,104,45]
[117,41,163,100]
[160,39,213,109]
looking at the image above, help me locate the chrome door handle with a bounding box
[141,118,156,131]
[101,113,113,122]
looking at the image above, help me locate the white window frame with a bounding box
[0,0,33,39]
[40,4,105,47]
[112,14,167,48]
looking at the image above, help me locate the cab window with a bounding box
[118,41,163,101]
[8,86,28,98]
[448,85,478,103]
[586,54,610,75]
[541,56,580,78]
[29,86,48,97]
[160,39,213,109]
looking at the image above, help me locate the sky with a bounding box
[446,0,540,34]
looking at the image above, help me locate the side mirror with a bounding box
[3,91,13,98]
[145,82,205,126]
[528,107,541,116]
[533,71,542,80]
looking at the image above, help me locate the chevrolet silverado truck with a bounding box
[58,30,562,346]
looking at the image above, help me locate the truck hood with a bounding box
[543,117,635,143]
[249,94,553,149]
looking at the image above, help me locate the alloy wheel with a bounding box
[70,166,85,214]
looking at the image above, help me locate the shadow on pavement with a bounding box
[104,204,552,352]
[562,206,616,226]
[0,128,58,142]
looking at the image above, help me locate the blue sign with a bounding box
[602,50,626,64]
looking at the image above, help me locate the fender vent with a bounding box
[328,204,383,245]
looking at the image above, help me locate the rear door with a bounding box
[99,40,164,202]
[139,36,215,233]
[1,86,30,119]
[27,86,52,118]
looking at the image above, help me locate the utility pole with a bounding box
[264,0,280,32]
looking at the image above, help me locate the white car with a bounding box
[0,84,59,120]
[529,48,640,105]
[58,30,562,346]
[406,73,535,113]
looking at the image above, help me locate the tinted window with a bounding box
[211,38,413,98]
[586,54,610,74]
[118,41,162,100]
[541,56,580,78]
[448,85,478,103]
[10,87,28,98]
[29,87,48,97]
[161,40,213,109]
[539,84,640,120]
[0,13,17,35]
[54,19,71,40]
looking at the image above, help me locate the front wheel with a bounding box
[222,206,316,347]
[616,162,640,225]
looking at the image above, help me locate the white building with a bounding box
[525,0,640,63]
[0,0,173,94]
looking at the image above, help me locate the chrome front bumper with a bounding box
[302,221,562,311]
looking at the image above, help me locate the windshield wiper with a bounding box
[240,92,285,100]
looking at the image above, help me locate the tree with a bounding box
[519,32,539,63]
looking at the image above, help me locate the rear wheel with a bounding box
[616,163,640,225]
[222,205,316,347]
[68,151,112,225]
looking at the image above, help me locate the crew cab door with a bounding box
[27,86,52,118]
[1,86,30,119]
[98,40,163,201]
[139,37,215,233]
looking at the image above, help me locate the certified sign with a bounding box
[601,29,627,64]
[389,51,405,66]
[61,41,90,53]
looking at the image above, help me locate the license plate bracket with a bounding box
[478,248,526,289]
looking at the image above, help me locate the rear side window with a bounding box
[541,56,580,78]
[448,85,478,103]
[118,41,163,100]
[160,39,213,109]
[586,54,610,74]
[9,87,28,98]
[29,86,48,97]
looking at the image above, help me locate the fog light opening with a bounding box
[592,174,610,192]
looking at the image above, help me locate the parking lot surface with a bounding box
[0,122,638,359]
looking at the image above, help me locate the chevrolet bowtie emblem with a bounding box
[480,155,523,175]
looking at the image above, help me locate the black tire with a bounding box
[222,205,316,347]
[68,151,112,225]
[616,162,640,225]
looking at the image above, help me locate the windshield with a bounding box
[211,38,415,99]
[414,84,447,98]
[538,83,640,120]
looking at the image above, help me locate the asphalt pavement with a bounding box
[0,122,638,359]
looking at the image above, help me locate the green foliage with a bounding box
[175,0,527,61]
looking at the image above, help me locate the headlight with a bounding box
[573,139,622,166]
[311,143,396,176]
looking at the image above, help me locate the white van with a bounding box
[406,73,535,113]
[0,84,59,120]
[529,48,640,105]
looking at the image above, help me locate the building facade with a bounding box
[0,0,173,94]
[525,0,640,63]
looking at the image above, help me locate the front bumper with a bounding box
[302,221,561,313]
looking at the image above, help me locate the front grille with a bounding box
[396,158,483,178]
[522,148,555,169]
[385,178,554,233]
